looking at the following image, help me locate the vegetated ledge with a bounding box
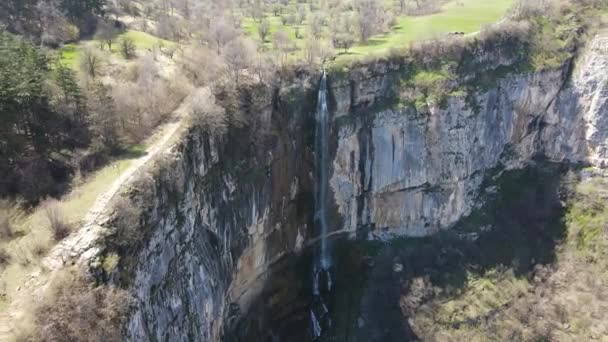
[327,0,594,125]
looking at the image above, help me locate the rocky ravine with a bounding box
[6,33,608,341]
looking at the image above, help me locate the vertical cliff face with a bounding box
[117,76,321,341]
[329,68,571,238]
[328,35,608,239]
[108,34,608,341]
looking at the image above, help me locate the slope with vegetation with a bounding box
[406,168,608,341]
[0,0,606,340]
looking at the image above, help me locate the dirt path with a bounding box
[0,97,191,339]
[44,100,189,269]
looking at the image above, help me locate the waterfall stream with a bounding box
[311,71,332,340]
[315,71,330,270]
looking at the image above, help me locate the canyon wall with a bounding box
[328,35,608,239]
[64,34,608,340]
[114,76,320,341]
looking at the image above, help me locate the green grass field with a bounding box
[241,0,515,62]
[347,0,515,57]
[59,30,175,68]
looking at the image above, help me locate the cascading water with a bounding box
[311,71,332,341]
[315,71,331,270]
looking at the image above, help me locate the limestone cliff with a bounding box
[328,35,608,239]
[330,67,570,238]
[46,32,608,341]
[113,77,321,341]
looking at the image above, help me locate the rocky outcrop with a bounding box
[112,77,320,341]
[22,31,608,342]
[330,68,570,238]
[329,35,608,239]
[121,33,608,341]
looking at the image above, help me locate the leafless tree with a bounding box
[95,21,120,51]
[223,37,257,83]
[189,88,227,135]
[206,18,238,53]
[258,19,271,43]
[355,0,384,41]
[119,36,136,59]
[272,30,293,65]
[308,13,325,40]
[79,48,103,78]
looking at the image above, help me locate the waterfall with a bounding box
[315,71,331,270]
[310,71,332,341]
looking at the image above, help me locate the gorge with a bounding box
[36,21,608,342]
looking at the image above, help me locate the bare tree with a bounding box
[303,38,333,65]
[95,21,120,51]
[272,30,293,65]
[308,13,325,40]
[119,36,136,59]
[223,37,257,83]
[258,19,271,43]
[189,88,227,134]
[87,81,121,151]
[206,18,238,53]
[355,0,384,41]
[79,48,103,78]
[178,46,228,86]
[332,33,355,53]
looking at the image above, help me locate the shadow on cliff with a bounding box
[224,163,573,342]
[351,162,571,342]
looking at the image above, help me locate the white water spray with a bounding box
[315,71,331,270]
[310,71,333,341]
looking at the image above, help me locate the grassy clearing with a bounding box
[242,16,307,48]
[58,30,175,68]
[240,0,515,63]
[566,176,608,256]
[346,0,515,58]
[409,168,608,340]
[0,152,142,310]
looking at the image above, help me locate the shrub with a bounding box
[32,243,50,259]
[119,37,136,59]
[43,200,71,241]
[112,196,143,249]
[21,267,132,341]
[0,212,13,240]
[0,249,11,269]
[79,47,103,78]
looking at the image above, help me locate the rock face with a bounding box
[330,69,569,238]
[121,77,320,341]
[329,35,608,239]
[114,34,608,341]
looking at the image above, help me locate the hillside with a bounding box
[2,0,608,341]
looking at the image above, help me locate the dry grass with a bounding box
[42,200,72,242]
[13,267,132,342]
[409,171,608,341]
[0,158,135,312]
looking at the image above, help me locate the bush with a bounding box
[112,196,143,249]
[21,267,132,341]
[0,249,11,269]
[119,37,136,59]
[43,200,71,241]
[79,47,104,78]
[0,212,13,241]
